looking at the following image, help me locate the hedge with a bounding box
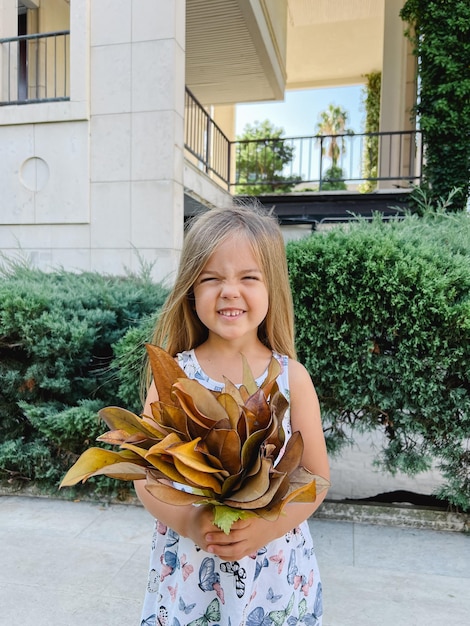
[287,210,470,511]
[0,261,167,499]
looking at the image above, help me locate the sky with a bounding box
[235,84,365,139]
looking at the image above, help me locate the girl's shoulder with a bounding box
[286,357,316,398]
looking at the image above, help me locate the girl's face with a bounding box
[193,234,269,344]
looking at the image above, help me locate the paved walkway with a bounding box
[1,495,469,625]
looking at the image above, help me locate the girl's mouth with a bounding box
[218,309,244,317]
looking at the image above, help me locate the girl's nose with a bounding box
[220,280,240,298]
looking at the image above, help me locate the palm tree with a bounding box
[316,104,351,167]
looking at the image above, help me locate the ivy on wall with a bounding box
[400,0,470,210]
[360,71,381,193]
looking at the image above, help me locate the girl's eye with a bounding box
[199,276,217,283]
[243,275,259,281]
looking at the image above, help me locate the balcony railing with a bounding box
[233,130,423,193]
[183,88,423,193]
[184,87,231,187]
[0,30,70,105]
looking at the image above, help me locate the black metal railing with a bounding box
[183,90,423,193]
[0,30,70,105]
[184,87,231,187]
[232,129,423,193]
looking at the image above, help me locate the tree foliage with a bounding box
[400,0,470,210]
[235,120,300,195]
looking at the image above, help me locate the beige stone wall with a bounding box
[0,0,188,283]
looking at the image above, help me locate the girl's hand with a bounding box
[203,516,274,560]
[182,504,224,549]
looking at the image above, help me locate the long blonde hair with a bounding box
[149,202,296,364]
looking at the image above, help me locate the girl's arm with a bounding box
[287,358,330,502]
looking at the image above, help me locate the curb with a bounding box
[1,487,468,533]
[316,500,469,533]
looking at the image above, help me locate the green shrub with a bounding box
[0,262,168,498]
[287,210,470,511]
[320,165,348,191]
[109,313,160,413]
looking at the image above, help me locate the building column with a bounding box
[89,0,186,284]
[378,0,418,187]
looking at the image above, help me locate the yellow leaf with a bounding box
[167,438,222,474]
[96,429,134,445]
[99,406,164,439]
[144,455,188,483]
[173,458,223,493]
[216,393,241,429]
[241,353,258,395]
[119,442,151,458]
[221,377,245,406]
[87,461,147,481]
[146,432,184,455]
[60,448,145,487]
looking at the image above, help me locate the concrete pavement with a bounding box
[0,495,469,626]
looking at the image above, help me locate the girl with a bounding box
[135,203,329,626]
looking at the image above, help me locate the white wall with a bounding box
[0,0,187,284]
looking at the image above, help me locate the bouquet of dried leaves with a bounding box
[60,345,329,533]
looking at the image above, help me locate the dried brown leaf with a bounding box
[172,379,229,425]
[145,476,207,505]
[146,344,188,406]
[224,457,271,503]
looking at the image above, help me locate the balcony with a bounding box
[0,30,70,105]
[184,88,423,223]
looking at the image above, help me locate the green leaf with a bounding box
[212,505,256,535]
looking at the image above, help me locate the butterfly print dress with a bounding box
[139,350,323,626]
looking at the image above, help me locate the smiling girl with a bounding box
[135,203,329,626]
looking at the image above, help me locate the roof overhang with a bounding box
[185,0,386,105]
[186,0,288,105]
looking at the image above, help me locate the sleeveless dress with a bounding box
[140,350,323,626]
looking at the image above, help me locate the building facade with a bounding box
[0,0,414,283]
